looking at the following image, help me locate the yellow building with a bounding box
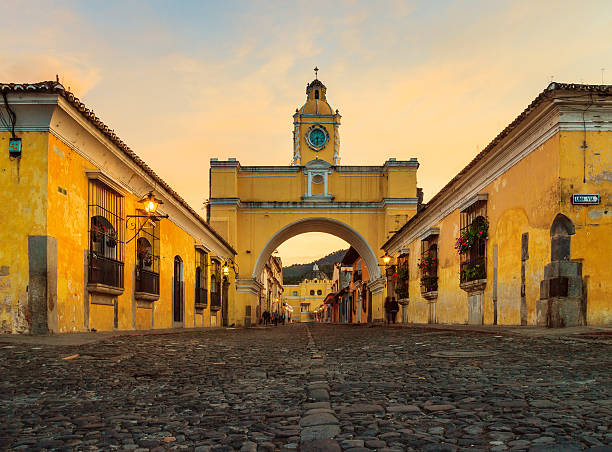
[258,254,283,323]
[0,81,236,333]
[283,264,333,322]
[383,82,612,327]
[208,75,419,326]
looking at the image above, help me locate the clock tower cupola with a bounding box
[292,69,341,166]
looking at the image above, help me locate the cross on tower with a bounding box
[314,66,319,80]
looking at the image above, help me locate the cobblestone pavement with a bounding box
[0,324,611,451]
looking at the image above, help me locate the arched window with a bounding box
[550,213,574,261]
[317,289,322,295]
[90,215,117,259]
[315,90,319,99]
[136,237,153,270]
[310,290,315,295]
[211,274,217,293]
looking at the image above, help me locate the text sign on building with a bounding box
[571,194,600,205]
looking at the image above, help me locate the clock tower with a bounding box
[292,73,341,166]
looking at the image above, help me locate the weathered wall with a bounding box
[397,134,562,325]
[559,130,612,325]
[0,131,48,333]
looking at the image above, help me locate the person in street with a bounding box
[390,297,399,324]
[263,310,269,325]
[384,296,392,324]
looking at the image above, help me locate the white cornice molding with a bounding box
[457,193,488,213]
[85,169,129,196]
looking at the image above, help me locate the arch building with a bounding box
[208,77,419,326]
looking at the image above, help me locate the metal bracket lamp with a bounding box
[126,191,169,243]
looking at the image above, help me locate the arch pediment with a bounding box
[304,159,333,170]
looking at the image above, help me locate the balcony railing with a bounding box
[196,287,208,306]
[420,275,438,293]
[210,291,221,310]
[135,268,160,295]
[88,253,124,289]
[460,256,486,283]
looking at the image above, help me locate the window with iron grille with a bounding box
[390,253,410,299]
[459,200,488,284]
[420,237,438,294]
[88,180,124,289]
[135,217,160,296]
[195,249,208,307]
[210,259,221,310]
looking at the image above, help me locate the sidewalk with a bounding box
[0,327,216,346]
[1,322,610,347]
[368,321,612,338]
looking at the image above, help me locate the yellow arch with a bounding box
[252,217,382,281]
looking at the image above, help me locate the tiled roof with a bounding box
[0,81,236,255]
[382,82,612,250]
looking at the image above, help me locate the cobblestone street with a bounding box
[1,324,611,451]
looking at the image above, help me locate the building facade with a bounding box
[342,247,372,324]
[282,264,332,322]
[383,83,612,327]
[258,255,283,323]
[0,82,236,333]
[208,75,419,326]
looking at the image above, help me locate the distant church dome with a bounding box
[303,263,329,281]
[299,78,334,116]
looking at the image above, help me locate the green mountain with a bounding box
[282,249,348,285]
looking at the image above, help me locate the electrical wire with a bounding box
[1,91,17,138]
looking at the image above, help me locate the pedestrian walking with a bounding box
[384,296,392,324]
[390,297,399,324]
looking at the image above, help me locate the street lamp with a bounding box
[141,191,162,215]
[126,191,169,243]
[382,254,391,265]
[222,264,230,276]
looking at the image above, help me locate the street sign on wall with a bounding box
[571,194,600,205]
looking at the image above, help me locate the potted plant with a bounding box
[392,267,409,301]
[106,228,117,248]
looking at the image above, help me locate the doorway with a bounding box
[173,256,183,326]
[222,276,229,327]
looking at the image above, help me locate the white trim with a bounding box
[458,193,488,213]
[85,169,129,196]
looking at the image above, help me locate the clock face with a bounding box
[306,126,328,150]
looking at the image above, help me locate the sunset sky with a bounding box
[3,0,611,265]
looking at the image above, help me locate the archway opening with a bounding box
[251,217,384,325]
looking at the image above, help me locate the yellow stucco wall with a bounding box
[559,131,612,325]
[395,133,563,325]
[2,129,227,333]
[0,132,48,333]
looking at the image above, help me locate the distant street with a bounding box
[1,324,611,451]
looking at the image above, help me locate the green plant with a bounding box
[460,262,486,282]
[392,267,409,299]
[455,217,489,254]
[417,250,437,276]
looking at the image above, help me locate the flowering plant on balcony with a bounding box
[417,251,437,276]
[454,217,489,254]
[391,267,409,299]
[91,223,116,246]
